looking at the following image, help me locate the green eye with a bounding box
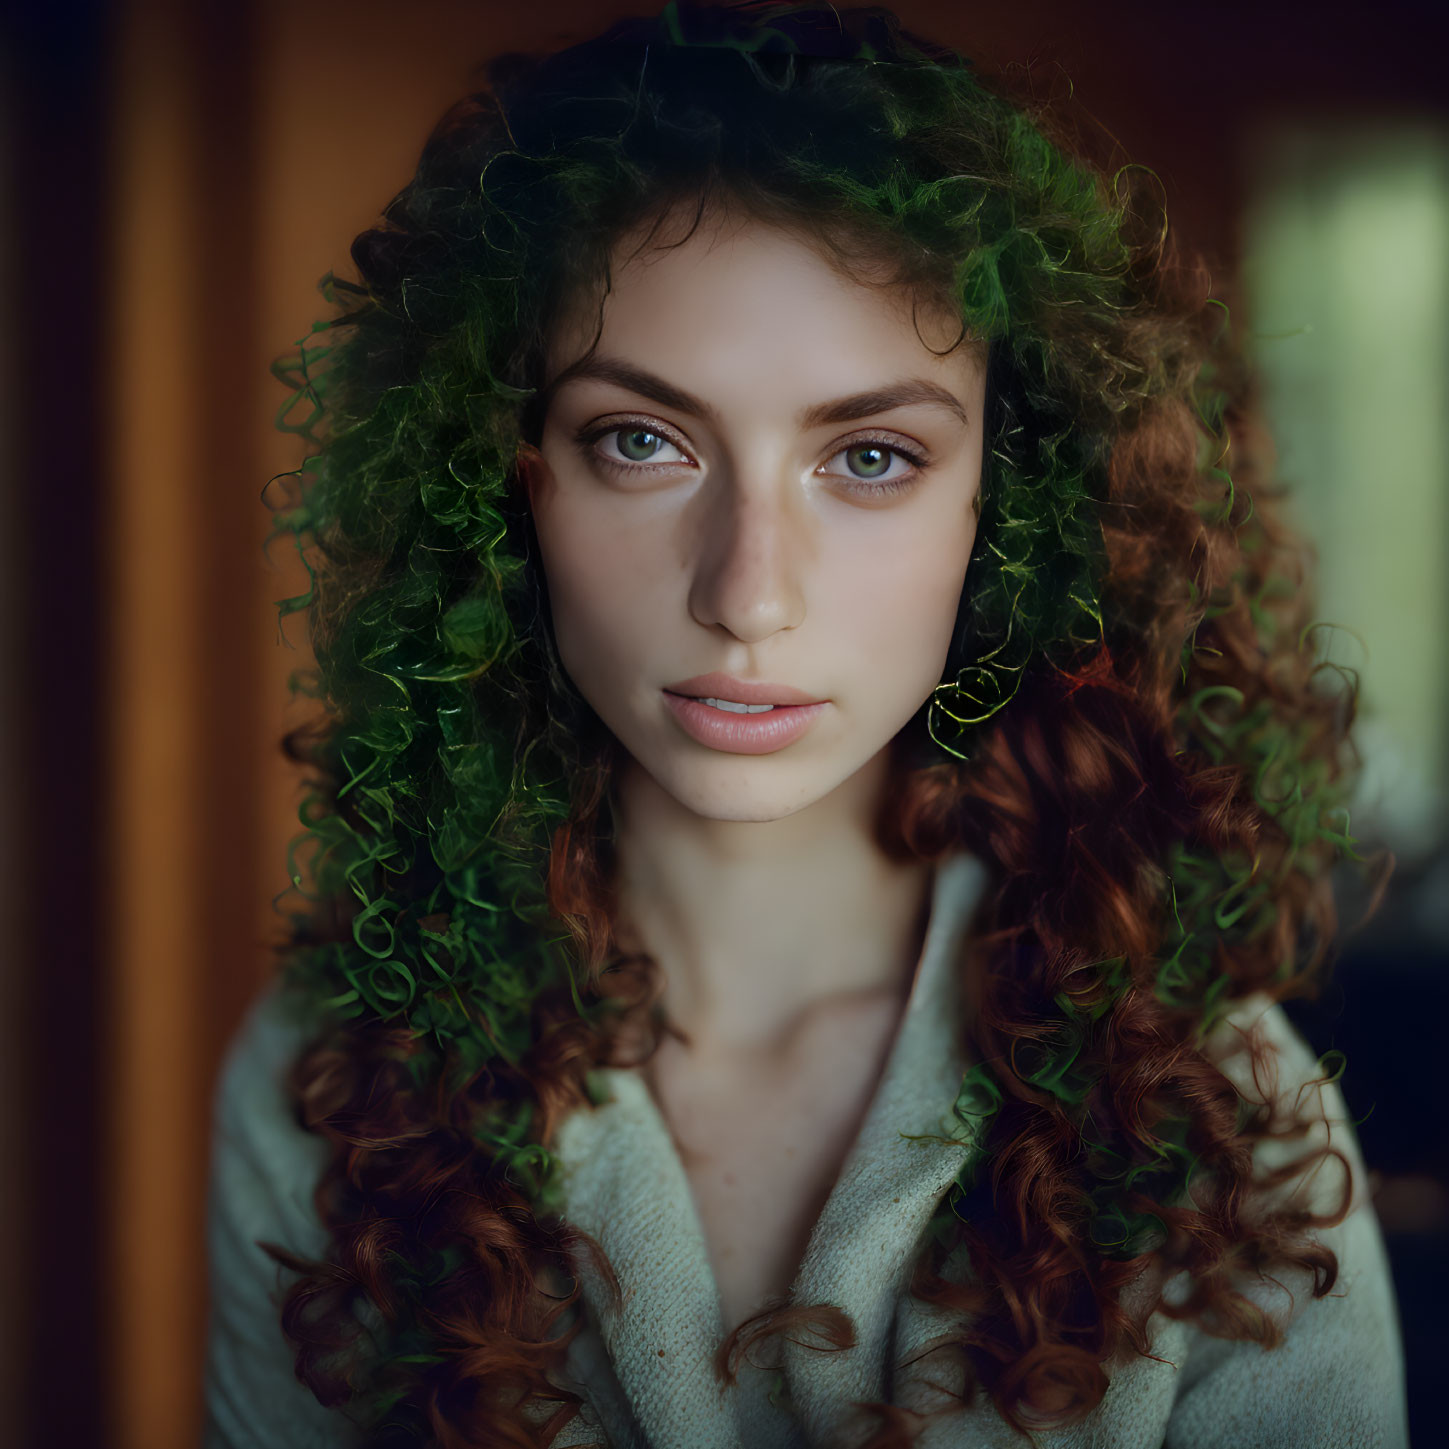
[823,436,926,494]
[617,428,666,461]
[846,443,892,478]
[575,420,692,477]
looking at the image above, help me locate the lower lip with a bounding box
[663,691,828,754]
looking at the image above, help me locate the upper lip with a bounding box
[664,672,826,706]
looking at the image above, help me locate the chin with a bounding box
[689,794,820,825]
[641,755,839,825]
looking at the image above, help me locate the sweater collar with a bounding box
[552,850,989,1449]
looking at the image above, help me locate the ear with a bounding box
[516,442,550,506]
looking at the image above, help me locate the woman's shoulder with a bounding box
[1198,990,1372,1218]
[1156,990,1408,1445]
[204,983,363,1448]
[209,979,334,1258]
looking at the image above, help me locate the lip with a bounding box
[663,690,828,755]
[663,672,826,706]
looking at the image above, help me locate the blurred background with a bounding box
[2,0,1446,1445]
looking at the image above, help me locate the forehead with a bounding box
[545,208,982,395]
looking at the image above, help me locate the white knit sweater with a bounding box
[204,853,1408,1448]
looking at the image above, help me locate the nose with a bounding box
[686,468,807,645]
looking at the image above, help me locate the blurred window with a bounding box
[1244,123,1449,859]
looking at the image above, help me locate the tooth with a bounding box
[702,697,775,714]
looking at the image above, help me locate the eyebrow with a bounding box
[542,355,973,430]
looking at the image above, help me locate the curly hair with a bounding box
[257,2,1375,1443]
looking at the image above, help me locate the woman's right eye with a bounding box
[584,424,692,472]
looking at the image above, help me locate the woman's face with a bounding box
[523,210,987,824]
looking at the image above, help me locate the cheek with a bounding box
[826,509,976,685]
[533,499,667,676]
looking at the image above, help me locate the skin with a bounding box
[521,204,987,1326]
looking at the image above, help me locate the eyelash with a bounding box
[574,417,929,496]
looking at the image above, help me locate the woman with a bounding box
[204,3,1407,1446]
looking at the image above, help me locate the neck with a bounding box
[610,748,935,1055]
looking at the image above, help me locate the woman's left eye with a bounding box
[820,439,925,492]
